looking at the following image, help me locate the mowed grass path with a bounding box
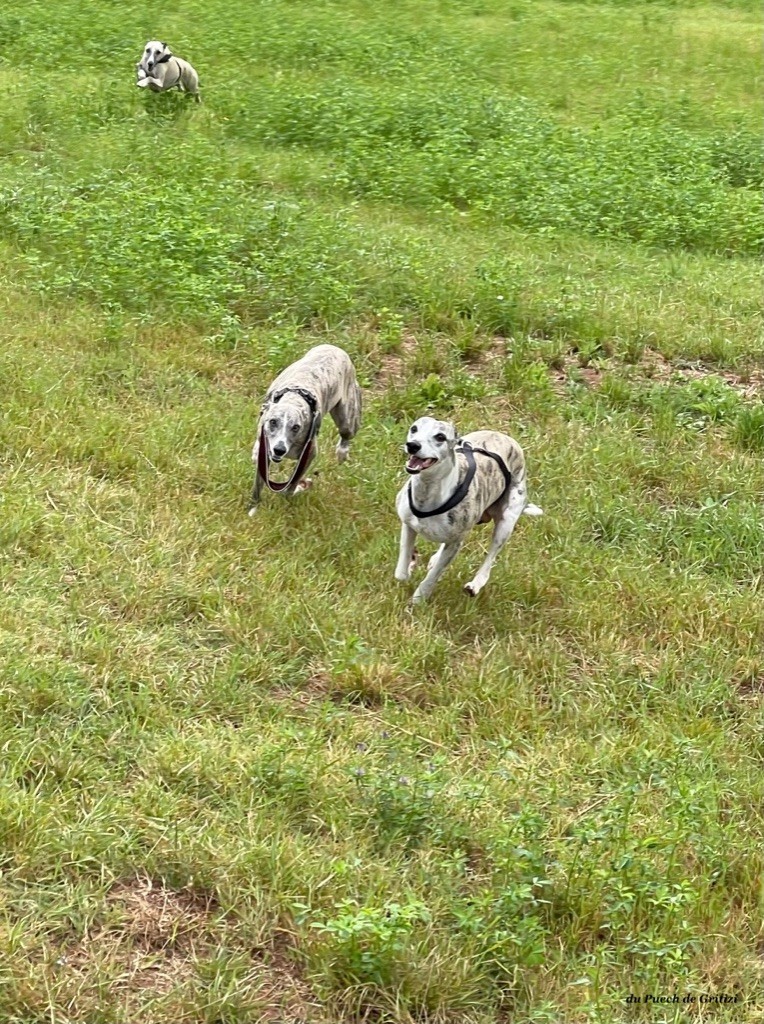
[0,0,762,1021]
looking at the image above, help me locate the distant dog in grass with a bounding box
[136,41,201,102]
[395,416,542,603]
[249,344,362,513]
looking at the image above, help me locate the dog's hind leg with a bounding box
[464,485,526,597]
[188,68,201,100]
[186,71,202,103]
[412,539,462,604]
[331,382,362,463]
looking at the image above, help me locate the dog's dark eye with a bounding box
[410,425,418,434]
[290,423,300,433]
[269,418,278,429]
[434,433,447,442]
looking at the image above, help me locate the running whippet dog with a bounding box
[136,41,201,101]
[395,416,542,603]
[249,344,362,514]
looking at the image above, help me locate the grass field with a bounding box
[0,0,762,1020]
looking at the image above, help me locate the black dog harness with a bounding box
[256,387,320,493]
[155,51,183,89]
[407,441,512,519]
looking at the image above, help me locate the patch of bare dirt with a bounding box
[371,332,418,394]
[737,675,764,698]
[548,360,602,391]
[107,877,215,950]
[642,349,764,398]
[272,672,333,706]
[58,877,216,995]
[250,934,330,1023]
[548,347,764,397]
[427,332,508,372]
[548,353,603,393]
[52,877,329,1020]
[467,334,507,369]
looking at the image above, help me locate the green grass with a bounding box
[0,0,762,1020]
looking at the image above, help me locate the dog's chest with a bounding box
[411,514,462,544]
[397,494,465,544]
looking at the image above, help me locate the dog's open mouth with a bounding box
[406,455,437,474]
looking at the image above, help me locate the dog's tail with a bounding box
[523,503,543,517]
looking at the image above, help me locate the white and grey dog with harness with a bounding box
[249,344,362,514]
[395,416,542,604]
[136,41,201,102]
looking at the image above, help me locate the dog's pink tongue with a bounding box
[407,455,434,471]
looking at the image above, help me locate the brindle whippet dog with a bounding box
[249,344,362,514]
[395,416,542,603]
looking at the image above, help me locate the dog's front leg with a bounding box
[248,439,264,515]
[395,524,417,582]
[331,384,362,463]
[412,539,462,604]
[248,473,264,516]
[137,74,163,89]
[288,440,317,495]
[335,437,351,463]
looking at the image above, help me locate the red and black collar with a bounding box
[257,387,320,494]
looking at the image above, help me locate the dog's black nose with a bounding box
[406,441,421,454]
[272,444,287,458]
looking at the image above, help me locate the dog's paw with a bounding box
[408,550,419,573]
[394,570,410,583]
[411,589,428,605]
[463,581,481,597]
[294,478,313,493]
[247,506,258,518]
[335,444,350,464]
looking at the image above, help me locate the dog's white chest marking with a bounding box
[397,493,459,544]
